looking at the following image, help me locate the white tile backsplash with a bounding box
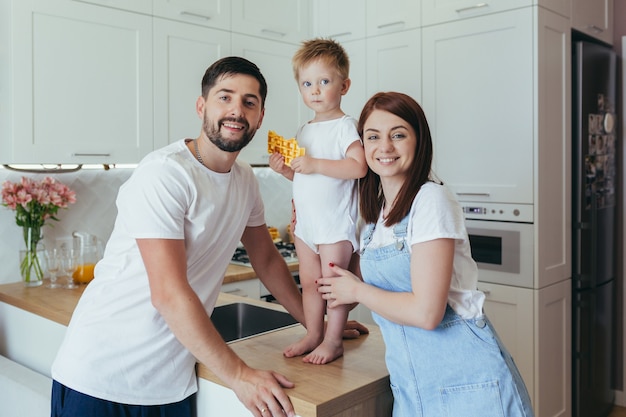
[0,166,292,284]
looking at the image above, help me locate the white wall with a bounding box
[0,166,292,285]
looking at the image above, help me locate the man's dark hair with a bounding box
[201,57,268,107]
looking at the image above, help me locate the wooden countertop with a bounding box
[0,263,270,326]
[0,268,391,417]
[222,262,299,284]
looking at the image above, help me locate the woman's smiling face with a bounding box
[362,109,417,181]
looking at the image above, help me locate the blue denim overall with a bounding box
[360,216,534,417]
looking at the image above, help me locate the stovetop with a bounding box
[230,241,298,267]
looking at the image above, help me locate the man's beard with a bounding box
[203,116,256,153]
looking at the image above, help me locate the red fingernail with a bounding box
[329,262,334,267]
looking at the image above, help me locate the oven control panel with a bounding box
[461,202,533,223]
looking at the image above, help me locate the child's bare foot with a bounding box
[283,334,322,358]
[302,340,344,365]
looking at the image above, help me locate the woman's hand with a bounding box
[317,263,363,309]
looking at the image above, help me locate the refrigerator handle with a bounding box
[590,192,598,286]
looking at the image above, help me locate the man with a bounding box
[50,57,365,417]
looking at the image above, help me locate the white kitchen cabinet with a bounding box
[535,279,571,417]
[421,0,570,26]
[366,28,421,103]
[366,0,421,37]
[153,18,231,147]
[313,0,366,41]
[423,7,573,207]
[231,34,307,165]
[534,9,571,290]
[0,0,154,164]
[341,39,368,121]
[422,8,534,205]
[571,0,613,45]
[348,303,375,325]
[231,0,310,44]
[71,0,152,14]
[197,379,251,416]
[152,0,232,31]
[478,279,572,417]
[477,282,534,404]
[0,302,66,378]
[221,279,261,299]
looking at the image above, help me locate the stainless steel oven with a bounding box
[462,203,534,289]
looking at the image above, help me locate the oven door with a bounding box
[465,219,534,288]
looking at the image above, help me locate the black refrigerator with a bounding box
[572,38,618,417]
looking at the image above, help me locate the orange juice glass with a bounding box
[72,263,96,284]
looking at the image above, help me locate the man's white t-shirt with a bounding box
[51,139,265,405]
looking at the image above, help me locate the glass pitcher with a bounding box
[71,231,104,284]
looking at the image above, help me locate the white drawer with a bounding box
[221,279,260,299]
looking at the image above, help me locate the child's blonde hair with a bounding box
[292,38,350,81]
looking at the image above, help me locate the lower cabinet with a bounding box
[477,280,571,417]
[0,303,66,379]
[349,303,375,325]
[197,379,250,416]
[221,278,261,299]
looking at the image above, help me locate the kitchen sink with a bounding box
[211,302,299,343]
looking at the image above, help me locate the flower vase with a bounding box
[20,225,44,287]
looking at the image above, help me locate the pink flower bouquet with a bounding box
[2,177,76,284]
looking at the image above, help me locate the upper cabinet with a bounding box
[422,0,528,26]
[153,0,232,30]
[71,0,152,14]
[366,29,421,103]
[231,35,306,165]
[340,40,368,120]
[572,0,613,45]
[313,0,366,41]
[0,0,308,165]
[153,18,231,148]
[422,8,535,205]
[231,0,310,44]
[366,0,420,36]
[1,0,154,164]
[422,0,570,26]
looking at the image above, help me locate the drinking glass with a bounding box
[60,249,79,289]
[44,248,62,289]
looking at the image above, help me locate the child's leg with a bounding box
[303,240,353,365]
[283,236,325,358]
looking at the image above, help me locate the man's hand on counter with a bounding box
[343,320,369,339]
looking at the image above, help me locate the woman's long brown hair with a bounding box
[357,92,435,226]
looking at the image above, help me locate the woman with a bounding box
[317,92,534,416]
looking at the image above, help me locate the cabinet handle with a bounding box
[180,11,211,20]
[261,29,286,38]
[377,21,405,30]
[588,25,604,34]
[329,32,353,39]
[455,3,489,13]
[456,192,490,197]
[72,153,111,157]
[224,288,248,297]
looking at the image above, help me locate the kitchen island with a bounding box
[0,267,392,417]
